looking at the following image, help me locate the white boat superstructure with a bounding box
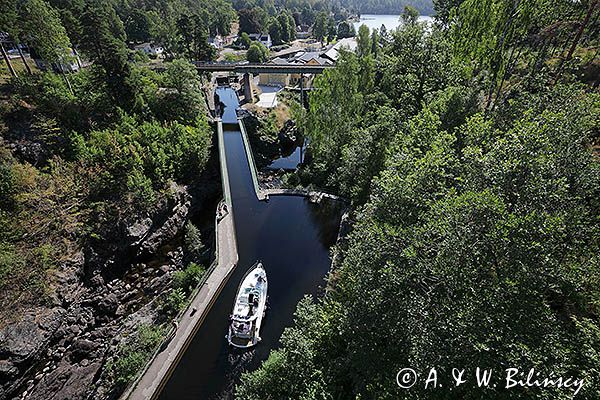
[227,262,268,348]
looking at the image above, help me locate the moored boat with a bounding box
[227,262,268,348]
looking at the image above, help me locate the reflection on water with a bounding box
[267,139,306,171]
[159,88,343,399]
[353,14,434,32]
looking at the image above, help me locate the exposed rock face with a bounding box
[26,359,103,400]
[0,180,219,400]
[8,140,49,167]
[135,183,192,257]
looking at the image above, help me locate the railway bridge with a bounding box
[194,61,333,102]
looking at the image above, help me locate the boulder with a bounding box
[0,307,64,365]
[97,293,119,316]
[126,218,153,246]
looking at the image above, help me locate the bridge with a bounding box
[193,61,334,74]
[195,62,334,102]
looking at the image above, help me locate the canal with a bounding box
[159,88,343,399]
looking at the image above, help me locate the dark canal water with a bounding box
[159,88,343,399]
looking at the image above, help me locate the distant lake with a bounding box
[353,14,434,32]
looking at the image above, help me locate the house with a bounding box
[296,25,312,39]
[30,47,81,73]
[248,33,273,49]
[133,42,164,57]
[208,35,223,49]
[259,51,331,86]
[322,37,358,63]
[258,38,357,89]
[289,51,333,66]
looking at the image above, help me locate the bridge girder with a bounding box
[193,62,333,75]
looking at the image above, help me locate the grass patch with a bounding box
[0,57,38,83]
[107,323,164,387]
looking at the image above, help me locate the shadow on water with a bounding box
[266,140,306,171]
[159,88,343,399]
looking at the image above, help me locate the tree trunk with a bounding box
[1,42,17,78]
[486,0,522,111]
[18,45,32,74]
[554,0,598,82]
[564,0,598,62]
[73,48,83,69]
[61,67,74,95]
[494,45,525,110]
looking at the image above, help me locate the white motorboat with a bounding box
[227,262,268,348]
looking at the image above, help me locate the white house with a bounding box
[133,42,164,57]
[208,35,223,49]
[30,47,81,73]
[322,37,357,63]
[248,33,272,49]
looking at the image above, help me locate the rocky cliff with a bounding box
[0,178,220,400]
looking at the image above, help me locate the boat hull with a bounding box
[227,262,267,349]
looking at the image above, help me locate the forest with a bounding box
[0,0,598,398]
[237,1,600,399]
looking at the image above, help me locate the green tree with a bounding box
[79,2,135,108]
[238,7,268,34]
[173,262,205,293]
[357,24,371,57]
[268,18,282,45]
[177,14,216,61]
[326,16,336,42]
[304,52,375,193]
[0,0,19,77]
[401,4,420,24]
[337,20,355,38]
[239,32,251,48]
[453,0,537,109]
[312,11,328,43]
[124,9,155,43]
[238,85,600,400]
[184,221,205,260]
[246,41,269,62]
[20,0,72,66]
[109,324,163,387]
[370,28,379,57]
[154,58,206,123]
[380,20,459,116]
[433,0,466,24]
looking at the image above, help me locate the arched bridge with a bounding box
[193,62,334,74]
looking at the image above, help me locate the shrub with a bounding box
[173,262,205,293]
[108,324,164,387]
[78,116,212,205]
[163,287,187,316]
[246,42,269,63]
[0,163,17,209]
[184,222,205,260]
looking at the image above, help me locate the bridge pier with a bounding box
[300,73,305,109]
[243,72,254,103]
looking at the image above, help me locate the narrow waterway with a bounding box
[159,88,343,399]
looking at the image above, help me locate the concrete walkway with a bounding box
[123,212,238,400]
